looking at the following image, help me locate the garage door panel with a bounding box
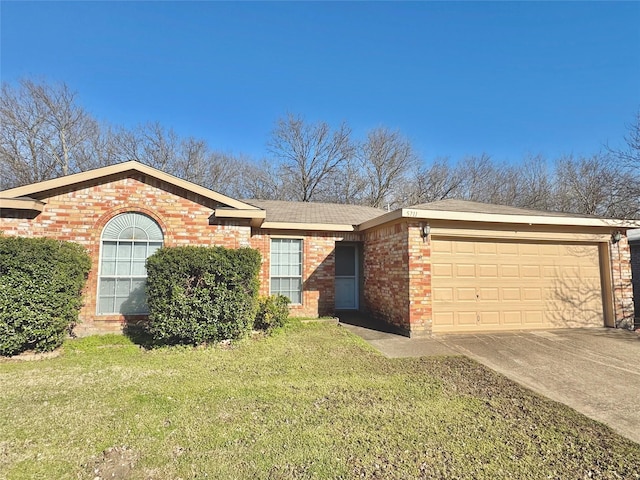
[479,311,500,326]
[432,239,604,333]
[479,287,499,300]
[457,288,477,301]
[454,242,475,254]
[456,264,476,276]
[524,311,544,325]
[432,287,453,301]
[459,311,479,325]
[478,264,498,277]
[497,243,519,255]
[432,263,453,277]
[523,288,542,301]
[520,244,540,255]
[502,288,522,301]
[521,265,541,278]
[477,243,497,255]
[501,265,520,277]
[503,311,523,324]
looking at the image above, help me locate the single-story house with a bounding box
[0,161,636,336]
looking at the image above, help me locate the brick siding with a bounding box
[612,236,636,329]
[0,173,251,334]
[251,230,360,318]
[631,241,640,327]
[363,221,411,335]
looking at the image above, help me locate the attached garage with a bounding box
[431,238,605,333]
[361,199,636,337]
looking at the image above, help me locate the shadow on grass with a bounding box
[122,322,161,349]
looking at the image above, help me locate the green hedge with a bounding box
[145,246,261,345]
[0,236,91,356]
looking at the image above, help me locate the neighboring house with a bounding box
[0,161,636,336]
[628,229,640,328]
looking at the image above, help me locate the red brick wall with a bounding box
[362,222,432,337]
[363,221,411,334]
[631,241,640,327]
[251,230,360,318]
[611,236,635,329]
[407,223,432,336]
[0,173,251,334]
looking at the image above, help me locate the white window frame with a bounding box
[270,237,303,305]
[97,213,163,315]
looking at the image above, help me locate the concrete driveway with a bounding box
[439,328,640,445]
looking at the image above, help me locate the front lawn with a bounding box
[1,321,638,479]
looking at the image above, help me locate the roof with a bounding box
[243,199,385,231]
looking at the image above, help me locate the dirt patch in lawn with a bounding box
[84,446,138,480]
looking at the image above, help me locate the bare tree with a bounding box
[513,155,555,210]
[358,127,419,208]
[0,79,101,188]
[554,153,639,218]
[268,113,353,202]
[397,158,464,206]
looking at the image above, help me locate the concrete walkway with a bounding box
[340,322,458,357]
[340,321,640,445]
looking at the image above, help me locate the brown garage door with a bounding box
[431,238,604,333]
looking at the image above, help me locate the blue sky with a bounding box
[2,1,639,164]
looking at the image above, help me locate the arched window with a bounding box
[97,213,163,315]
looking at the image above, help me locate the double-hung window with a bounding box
[270,238,302,304]
[97,213,163,315]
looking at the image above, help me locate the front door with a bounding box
[335,244,358,310]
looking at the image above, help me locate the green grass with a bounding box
[1,320,638,479]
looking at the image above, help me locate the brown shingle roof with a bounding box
[408,199,597,219]
[243,199,385,225]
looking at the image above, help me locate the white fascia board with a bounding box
[398,208,639,229]
[260,222,355,232]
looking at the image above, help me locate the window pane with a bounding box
[120,227,135,240]
[98,297,114,314]
[118,243,132,259]
[99,279,115,296]
[101,260,116,276]
[270,278,281,295]
[114,296,127,313]
[133,243,147,259]
[116,260,131,276]
[132,227,147,240]
[116,279,130,296]
[102,241,117,258]
[148,243,162,256]
[132,260,146,276]
[335,245,356,276]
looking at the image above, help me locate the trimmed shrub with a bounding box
[0,236,91,356]
[145,246,261,345]
[254,295,290,331]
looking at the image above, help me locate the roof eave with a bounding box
[213,208,266,227]
[0,197,46,212]
[358,207,640,230]
[260,221,355,232]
